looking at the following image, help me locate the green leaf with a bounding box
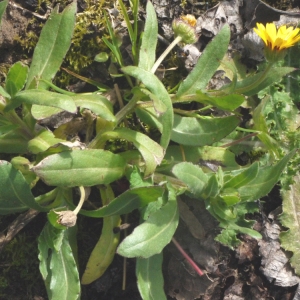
[28,130,65,154]
[0,0,8,26]
[117,193,179,258]
[82,186,121,284]
[73,94,116,122]
[0,129,29,153]
[32,149,126,187]
[172,162,208,198]
[194,91,244,111]
[234,67,295,96]
[223,162,259,189]
[78,186,164,218]
[138,1,158,71]
[171,114,239,146]
[26,2,76,89]
[165,145,240,170]
[122,66,173,149]
[0,161,47,214]
[38,223,80,300]
[5,90,77,113]
[176,25,230,98]
[280,174,300,275]
[136,253,167,300]
[31,106,64,120]
[238,150,296,202]
[0,85,11,98]
[100,128,165,177]
[5,62,28,97]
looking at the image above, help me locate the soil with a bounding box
[1,1,300,300]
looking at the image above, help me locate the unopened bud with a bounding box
[172,15,198,44]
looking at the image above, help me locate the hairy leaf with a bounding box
[122,66,173,149]
[78,186,164,218]
[38,223,80,300]
[176,25,230,98]
[172,162,208,198]
[0,161,47,213]
[136,253,167,300]
[26,2,76,89]
[32,149,126,187]
[5,90,77,113]
[5,62,28,97]
[100,128,164,177]
[117,194,178,258]
[238,150,296,202]
[171,114,239,146]
[138,1,158,71]
[82,186,121,284]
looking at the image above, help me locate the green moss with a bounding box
[15,0,115,87]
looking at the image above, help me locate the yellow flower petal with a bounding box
[254,22,300,52]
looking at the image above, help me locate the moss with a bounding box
[15,0,115,87]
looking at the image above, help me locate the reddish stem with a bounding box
[172,237,204,276]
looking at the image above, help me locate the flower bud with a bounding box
[172,14,198,44]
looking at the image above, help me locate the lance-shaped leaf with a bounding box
[117,195,179,258]
[172,162,208,198]
[0,161,48,214]
[138,1,158,71]
[28,130,65,154]
[223,162,259,189]
[100,128,164,177]
[136,253,167,300]
[32,149,126,187]
[72,94,116,122]
[171,114,240,146]
[78,186,164,218]
[0,129,29,153]
[238,150,296,202]
[5,62,28,97]
[81,185,121,284]
[122,66,173,149]
[38,223,80,300]
[280,174,300,275]
[194,91,244,111]
[26,2,77,89]
[234,67,295,96]
[0,0,8,25]
[5,90,77,113]
[175,25,230,98]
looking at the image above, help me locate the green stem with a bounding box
[115,94,140,124]
[153,173,187,189]
[151,36,182,74]
[6,110,35,139]
[73,186,86,215]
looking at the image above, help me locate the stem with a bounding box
[151,35,182,74]
[6,110,35,139]
[115,94,140,125]
[73,186,86,215]
[172,237,204,276]
[220,132,258,148]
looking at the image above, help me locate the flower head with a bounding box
[254,23,300,61]
[172,14,198,44]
